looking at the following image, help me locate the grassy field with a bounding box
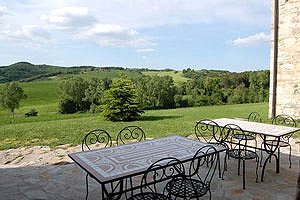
[142,71,190,84]
[63,69,143,80]
[0,102,271,150]
[0,70,297,150]
[0,69,188,117]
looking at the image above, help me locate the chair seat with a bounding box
[233,134,256,141]
[263,140,290,147]
[228,149,257,160]
[166,178,209,198]
[129,192,170,200]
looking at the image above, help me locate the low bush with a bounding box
[25,109,38,117]
[59,99,77,114]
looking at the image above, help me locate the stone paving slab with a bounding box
[0,141,300,200]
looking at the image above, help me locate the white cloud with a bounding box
[40,6,96,29]
[1,1,270,28]
[0,5,6,13]
[0,5,8,18]
[0,25,51,47]
[72,0,270,28]
[137,48,154,53]
[231,32,270,47]
[76,23,155,49]
[81,24,138,37]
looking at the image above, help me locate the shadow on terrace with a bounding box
[0,146,299,200]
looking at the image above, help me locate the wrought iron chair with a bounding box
[223,124,259,189]
[246,112,261,151]
[195,119,228,145]
[128,157,185,200]
[195,119,230,178]
[261,114,297,168]
[116,126,146,145]
[247,112,262,123]
[166,145,219,200]
[81,129,113,200]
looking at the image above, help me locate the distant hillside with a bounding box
[142,70,191,83]
[0,62,65,83]
[0,62,127,83]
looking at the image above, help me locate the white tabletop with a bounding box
[69,135,224,183]
[204,118,300,137]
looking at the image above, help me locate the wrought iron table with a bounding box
[200,118,300,181]
[68,135,225,199]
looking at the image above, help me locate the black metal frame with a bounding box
[198,118,299,183]
[246,112,261,149]
[222,124,259,189]
[71,136,226,200]
[81,129,113,200]
[247,112,262,123]
[260,114,297,168]
[96,146,223,200]
[195,120,229,178]
[116,126,146,145]
[82,129,113,151]
[195,119,229,144]
[166,145,219,200]
[128,157,185,200]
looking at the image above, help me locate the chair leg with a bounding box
[85,174,89,200]
[254,139,258,156]
[255,156,259,183]
[289,145,292,168]
[217,153,221,178]
[277,148,280,169]
[238,158,241,176]
[222,153,228,180]
[208,189,212,200]
[242,160,245,189]
[260,143,263,167]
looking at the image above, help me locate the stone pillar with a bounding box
[269,0,300,119]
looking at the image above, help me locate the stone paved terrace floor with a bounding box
[0,139,299,200]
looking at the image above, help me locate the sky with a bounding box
[0,0,271,71]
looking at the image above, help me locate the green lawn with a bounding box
[0,102,273,150]
[0,72,298,151]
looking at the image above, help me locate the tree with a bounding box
[58,77,89,112]
[0,82,27,118]
[101,77,144,121]
[135,75,176,109]
[83,78,105,108]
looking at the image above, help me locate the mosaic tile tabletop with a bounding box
[203,118,300,137]
[69,135,224,183]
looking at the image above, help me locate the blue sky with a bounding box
[0,0,271,71]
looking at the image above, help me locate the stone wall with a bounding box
[269,0,300,119]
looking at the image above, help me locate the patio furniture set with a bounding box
[69,114,299,200]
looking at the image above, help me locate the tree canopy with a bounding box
[0,82,27,117]
[101,76,144,121]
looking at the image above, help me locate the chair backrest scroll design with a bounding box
[272,114,297,141]
[82,129,112,151]
[141,157,185,194]
[116,126,146,145]
[195,120,224,144]
[188,145,218,188]
[248,112,262,122]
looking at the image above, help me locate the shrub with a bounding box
[89,104,101,113]
[25,109,38,117]
[59,99,77,114]
[101,77,144,121]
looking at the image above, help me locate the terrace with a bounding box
[1,135,299,200]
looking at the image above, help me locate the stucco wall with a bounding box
[269,0,300,119]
